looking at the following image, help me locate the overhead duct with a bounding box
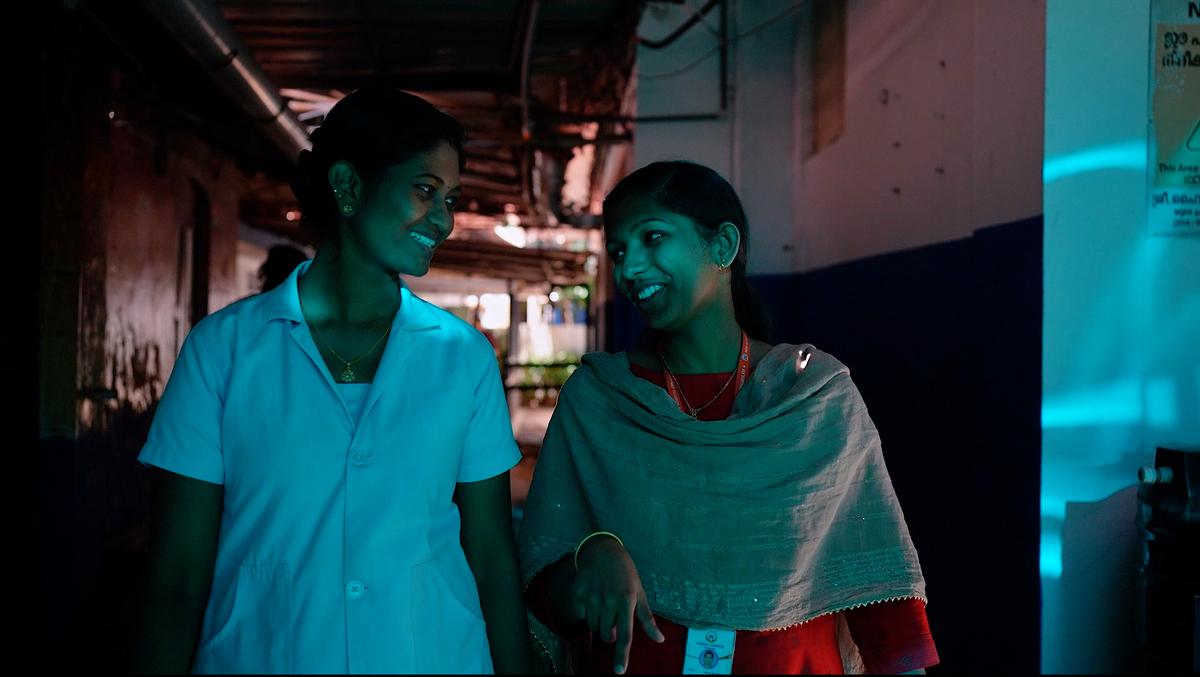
[139,0,310,162]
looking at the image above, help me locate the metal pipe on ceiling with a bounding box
[138,0,310,162]
[718,0,727,111]
[518,0,541,211]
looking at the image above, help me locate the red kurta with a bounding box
[525,361,940,674]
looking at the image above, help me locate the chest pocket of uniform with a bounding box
[193,563,292,674]
[410,556,491,673]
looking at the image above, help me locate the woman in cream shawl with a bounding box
[518,161,938,675]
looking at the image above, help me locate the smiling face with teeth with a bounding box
[335,141,462,277]
[604,194,733,334]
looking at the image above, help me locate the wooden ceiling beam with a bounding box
[261,70,520,93]
[464,158,520,178]
[461,175,522,194]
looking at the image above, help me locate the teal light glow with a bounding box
[1040,495,1066,520]
[1040,531,1063,579]
[1041,379,1141,428]
[1145,377,1179,427]
[1042,377,1185,430]
[1042,141,1146,183]
[1195,366,1200,408]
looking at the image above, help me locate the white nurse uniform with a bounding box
[139,260,521,673]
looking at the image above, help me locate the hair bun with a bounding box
[289,88,466,248]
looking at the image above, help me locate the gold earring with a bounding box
[340,203,355,217]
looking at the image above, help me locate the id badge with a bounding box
[682,627,736,674]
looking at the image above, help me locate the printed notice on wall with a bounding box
[1148,1,1200,236]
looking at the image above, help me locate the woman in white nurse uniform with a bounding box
[132,89,532,674]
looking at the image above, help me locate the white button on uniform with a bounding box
[345,580,365,599]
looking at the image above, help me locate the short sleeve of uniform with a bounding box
[457,334,521,483]
[138,325,227,485]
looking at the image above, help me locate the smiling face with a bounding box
[338,141,462,277]
[605,194,727,332]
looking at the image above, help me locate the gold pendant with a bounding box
[339,366,356,382]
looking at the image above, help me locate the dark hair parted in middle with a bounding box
[290,88,466,248]
[602,160,773,341]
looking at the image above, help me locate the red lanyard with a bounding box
[659,331,751,417]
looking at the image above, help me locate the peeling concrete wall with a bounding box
[40,18,253,664]
[42,40,249,445]
[77,119,246,434]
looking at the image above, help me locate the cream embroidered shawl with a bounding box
[518,344,926,632]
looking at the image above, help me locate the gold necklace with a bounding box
[660,357,739,417]
[299,296,392,383]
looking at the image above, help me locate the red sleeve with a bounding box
[843,598,940,673]
[525,564,589,640]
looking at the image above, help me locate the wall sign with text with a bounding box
[1148,1,1200,236]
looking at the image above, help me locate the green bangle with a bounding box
[574,531,623,570]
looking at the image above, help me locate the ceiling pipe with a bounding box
[518,0,541,212]
[139,0,310,162]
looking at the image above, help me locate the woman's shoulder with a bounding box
[749,342,850,381]
[185,294,267,353]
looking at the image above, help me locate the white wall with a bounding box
[799,0,1044,269]
[633,0,799,275]
[1042,0,1200,672]
[633,0,1044,275]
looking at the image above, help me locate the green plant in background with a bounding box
[519,352,581,387]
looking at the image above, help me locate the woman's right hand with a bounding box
[570,535,665,674]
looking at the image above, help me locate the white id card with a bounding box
[682,627,736,674]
